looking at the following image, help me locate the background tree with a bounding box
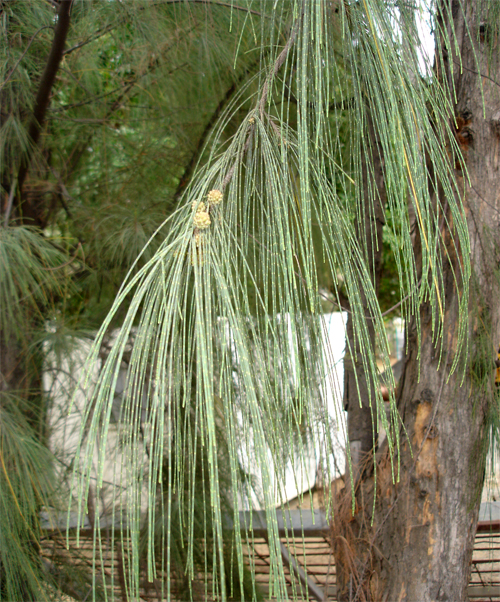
[1,1,266,599]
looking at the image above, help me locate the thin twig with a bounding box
[259,19,301,118]
[152,0,262,16]
[3,179,17,227]
[452,59,500,89]
[49,85,129,114]
[63,22,117,56]
[39,242,83,271]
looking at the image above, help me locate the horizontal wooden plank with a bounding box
[41,509,500,602]
[467,585,500,598]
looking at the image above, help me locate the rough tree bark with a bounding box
[334,1,500,600]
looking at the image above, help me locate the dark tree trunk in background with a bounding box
[0,5,72,597]
[5,0,72,227]
[343,114,386,480]
[334,1,500,600]
[1,1,72,424]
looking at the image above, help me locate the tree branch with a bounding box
[258,20,300,118]
[174,55,262,201]
[63,22,117,56]
[219,21,302,191]
[13,0,73,225]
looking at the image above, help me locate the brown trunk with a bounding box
[333,1,500,600]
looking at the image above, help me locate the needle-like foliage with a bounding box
[64,1,472,599]
[0,393,54,601]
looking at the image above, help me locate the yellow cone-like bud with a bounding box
[193,211,211,229]
[207,189,223,205]
[192,200,206,213]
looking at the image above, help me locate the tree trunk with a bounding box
[343,113,386,480]
[333,1,500,600]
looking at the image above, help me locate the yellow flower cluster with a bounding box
[191,190,223,231]
[192,200,206,213]
[207,189,223,206]
[193,211,211,230]
[188,190,223,265]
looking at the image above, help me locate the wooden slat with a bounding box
[41,520,500,601]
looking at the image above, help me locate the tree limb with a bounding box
[173,56,263,201]
[13,0,73,225]
[258,19,301,118]
[63,22,117,56]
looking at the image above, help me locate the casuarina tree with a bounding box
[1,1,498,601]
